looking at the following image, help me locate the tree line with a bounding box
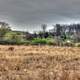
[0,22,80,46]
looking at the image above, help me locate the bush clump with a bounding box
[31,38,47,45]
[75,43,80,47]
[47,40,57,46]
[63,40,74,47]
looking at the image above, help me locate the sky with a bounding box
[0,0,80,32]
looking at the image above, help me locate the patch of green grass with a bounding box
[31,38,47,45]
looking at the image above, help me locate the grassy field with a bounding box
[0,45,80,80]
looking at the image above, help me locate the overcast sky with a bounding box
[0,0,80,32]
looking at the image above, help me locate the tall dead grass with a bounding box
[0,45,79,80]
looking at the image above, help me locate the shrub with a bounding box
[0,40,16,45]
[63,40,74,47]
[20,40,31,45]
[31,38,47,45]
[75,43,80,47]
[4,32,24,43]
[47,40,57,46]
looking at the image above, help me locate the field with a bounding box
[0,45,80,80]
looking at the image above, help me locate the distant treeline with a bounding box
[0,22,80,46]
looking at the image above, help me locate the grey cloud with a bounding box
[0,0,80,32]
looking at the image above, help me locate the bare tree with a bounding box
[41,24,47,33]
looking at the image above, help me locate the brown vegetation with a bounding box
[8,47,14,51]
[0,45,80,80]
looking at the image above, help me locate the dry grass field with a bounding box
[0,45,80,80]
